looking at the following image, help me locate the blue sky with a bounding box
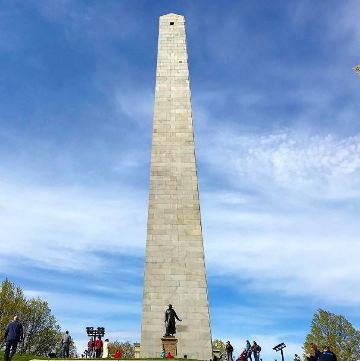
[1,0,360,359]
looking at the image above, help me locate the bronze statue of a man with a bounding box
[164,304,182,336]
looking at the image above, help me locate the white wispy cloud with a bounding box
[0,174,147,272]
[2,128,359,307]
[199,131,360,198]
[23,289,141,316]
[199,129,360,306]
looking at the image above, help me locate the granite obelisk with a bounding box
[140,13,212,360]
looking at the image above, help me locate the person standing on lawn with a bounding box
[95,336,103,358]
[4,316,23,361]
[61,330,72,358]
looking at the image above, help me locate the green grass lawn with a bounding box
[0,351,48,361]
[0,353,195,361]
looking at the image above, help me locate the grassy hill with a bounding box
[0,352,48,361]
[0,352,196,361]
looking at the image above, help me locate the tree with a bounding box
[304,309,360,361]
[20,298,62,355]
[108,341,135,358]
[0,279,67,356]
[212,339,226,353]
[0,279,28,348]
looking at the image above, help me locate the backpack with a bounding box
[256,345,261,352]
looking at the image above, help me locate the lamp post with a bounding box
[86,327,105,337]
[86,327,105,338]
[273,343,286,361]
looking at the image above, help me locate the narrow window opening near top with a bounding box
[170,22,174,25]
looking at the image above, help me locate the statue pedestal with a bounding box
[161,336,178,357]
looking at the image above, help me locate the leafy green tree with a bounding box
[212,339,226,353]
[0,279,28,347]
[304,309,360,361]
[108,341,135,358]
[0,279,68,356]
[20,298,62,355]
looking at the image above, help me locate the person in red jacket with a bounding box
[114,351,122,359]
[240,349,247,361]
[88,338,95,358]
[95,336,103,358]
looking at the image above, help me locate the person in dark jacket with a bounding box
[251,341,261,361]
[225,341,234,361]
[4,316,23,361]
[318,347,337,361]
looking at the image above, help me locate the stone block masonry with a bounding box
[140,13,213,361]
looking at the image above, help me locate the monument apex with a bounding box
[140,13,213,360]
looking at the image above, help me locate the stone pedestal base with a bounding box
[161,337,178,357]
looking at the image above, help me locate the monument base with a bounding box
[161,336,178,357]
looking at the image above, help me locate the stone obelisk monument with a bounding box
[140,13,212,360]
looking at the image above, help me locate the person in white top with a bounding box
[102,339,109,358]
